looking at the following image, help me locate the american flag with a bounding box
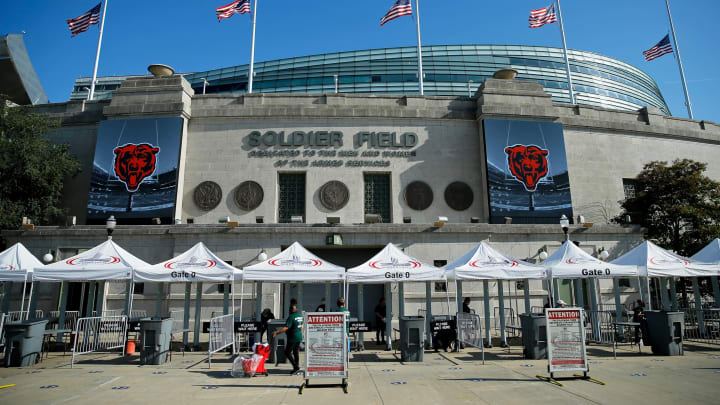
[66,3,102,37]
[643,35,673,61]
[380,0,413,26]
[529,3,558,28]
[217,0,251,22]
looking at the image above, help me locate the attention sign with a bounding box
[304,312,348,379]
[545,308,588,373]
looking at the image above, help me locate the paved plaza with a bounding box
[1,342,719,404]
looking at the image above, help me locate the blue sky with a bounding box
[2,1,718,122]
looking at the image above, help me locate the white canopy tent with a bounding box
[243,241,345,341]
[136,242,242,349]
[0,243,43,319]
[611,240,716,311]
[347,243,445,351]
[544,241,638,280]
[445,241,548,281]
[612,240,717,278]
[34,239,149,328]
[445,241,548,346]
[691,238,720,310]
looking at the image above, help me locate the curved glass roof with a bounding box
[72,44,670,115]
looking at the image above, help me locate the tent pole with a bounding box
[456,280,463,315]
[182,283,191,348]
[425,281,432,349]
[692,277,705,335]
[385,283,392,351]
[96,281,105,316]
[20,276,27,318]
[498,281,507,347]
[552,279,560,307]
[223,282,230,315]
[398,282,405,318]
[523,279,531,315]
[483,280,492,347]
[86,281,96,317]
[28,280,38,320]
[57,282,69,341]
[255,281,263,344]
[193,282,203,349]
[646,277,652,310]
[231,277,236,354]
[357,283,364,351]
[670,277,679,311]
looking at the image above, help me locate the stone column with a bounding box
[483,280,492,347]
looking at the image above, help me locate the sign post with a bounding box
[538,308,604,386]
[300,312,349,394]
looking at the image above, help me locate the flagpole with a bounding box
[414,0,424,95]
[665,0,693,119]
[554,0,575,104]
[88,0,108,101]
[248,0,258,94]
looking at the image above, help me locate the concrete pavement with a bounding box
[1,342,719,404]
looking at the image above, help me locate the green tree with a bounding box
[615,159,720,256]
[0,95,80,229]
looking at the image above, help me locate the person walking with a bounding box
[375,297,386,345]
[272,304,304,375]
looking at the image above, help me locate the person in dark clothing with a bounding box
[462,297,471,313]
[315,297,326,312]
[632,299,645,343]
[375,297,387,344]
[272,304,303,375]
[260,308,275,342]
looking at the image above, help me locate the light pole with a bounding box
[106,215,116,240]
[201,78,209,95]
[560,214,569,241]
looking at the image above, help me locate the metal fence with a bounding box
[457,312,485,364]
[582,310,633,345]
[71,316,128,368]
[493,307,520,337]
[0,313,6,348]
[5,310,44,321]
[207,314,234,368]
[50,310,80,331]
[681,307,720,345]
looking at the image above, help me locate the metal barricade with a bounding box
[0,313,6,348]
[494,307,519,337]
[456,312,485,364]
[530,306,544,314]
[682,307,720,345]
[50,310,80,331]
[71,316,128,368]
[123,310,147,319]
[207,314,234,368]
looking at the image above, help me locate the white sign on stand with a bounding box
[546,308,588,374]
[301,311,349,394]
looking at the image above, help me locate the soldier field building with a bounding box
[2,44,720,345]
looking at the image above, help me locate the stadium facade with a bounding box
[70,45,670,115]
[3,45,719,342]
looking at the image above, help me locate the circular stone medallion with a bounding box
[404,181,433,211]
[444,182,474,211]
[193,181,222,211]
[319,181,350,211]
[234,181,264,211]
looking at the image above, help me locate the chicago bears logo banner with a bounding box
[87,117,183,223]
[483,119,572,224]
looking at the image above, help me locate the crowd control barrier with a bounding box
[457,312,485,364]
[208,314,234,368]
[71,316,128,368]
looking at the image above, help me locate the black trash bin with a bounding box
[520,314,546,360]
[267,319,287,364]
[399,316,425,362]
[139,318,173,365]
[645,311,684,356]
[3,319,48,367]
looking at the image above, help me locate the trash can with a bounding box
[645,311,684,356]
[139,318,173,365]
[520,314,546,360]
[3,319,48,367]
[399,316,425,362]
[267,319,287,364]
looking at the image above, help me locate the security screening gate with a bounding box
[536,308,604,387]
[456,312,485,365]
[208,314,235,368]
[299,312,349,394]
[71,316,128,368]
